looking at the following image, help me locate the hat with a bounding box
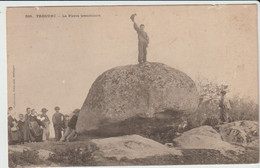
[41,108,48,113]
[72,109,80,114]
[54,106,60,111]
[221,90,227,95]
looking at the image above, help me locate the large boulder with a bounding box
[77,62,199,133]
[90,134,182,160]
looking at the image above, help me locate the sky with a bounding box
[7,5,258,135]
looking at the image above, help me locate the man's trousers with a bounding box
[138,42,147,63]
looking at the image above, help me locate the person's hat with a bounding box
[221,90,227,94]
[54,106,60,111]
[130,13,136,21]
[41,108,48,113]
[72,109,80,114]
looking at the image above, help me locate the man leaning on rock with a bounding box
[60,109,80,142]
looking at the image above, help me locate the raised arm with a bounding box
[130,14,139,32]
[133,22,140,32]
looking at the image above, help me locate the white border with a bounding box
[0,1,259,168]
[0,1,259,6]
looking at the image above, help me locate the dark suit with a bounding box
[133,23,149,63]
[52,112,64,141]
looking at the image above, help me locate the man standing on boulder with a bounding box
[130,14,149,64]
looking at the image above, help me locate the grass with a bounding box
[48,143,98,166]
[97,148,259,165]
[9,149,44,168]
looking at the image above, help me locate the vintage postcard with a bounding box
[6,3,259,167]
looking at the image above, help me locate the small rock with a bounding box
[38,149,54,160]
[50,163,59,166]
[165,143,174,147]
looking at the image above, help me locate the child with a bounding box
[10,119,19,145]
[18,114,26,144]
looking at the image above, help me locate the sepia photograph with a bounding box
[4,2,259,167]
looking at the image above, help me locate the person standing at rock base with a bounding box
[29,109,44,142]
[8,107,18,145]
[40,108,50,141]
[219,91,231,123]
[24,107,33,142]
[52,106,64,141]
[130,13,149,64]
[18,114,26,144]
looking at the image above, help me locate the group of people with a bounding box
[8,106,80,145]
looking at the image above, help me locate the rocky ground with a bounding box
[8,120,259,167]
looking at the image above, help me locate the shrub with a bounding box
[49,143,98,166]
[9,149,42,168]
[202,117,219,127]
[229,95,259,121]
[186,78,259,129]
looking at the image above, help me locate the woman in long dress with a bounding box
[29,109,45,142]
[8,107,19,145]
[18,114,27,144]
[24,108,36,142]
[38,108,50,141]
